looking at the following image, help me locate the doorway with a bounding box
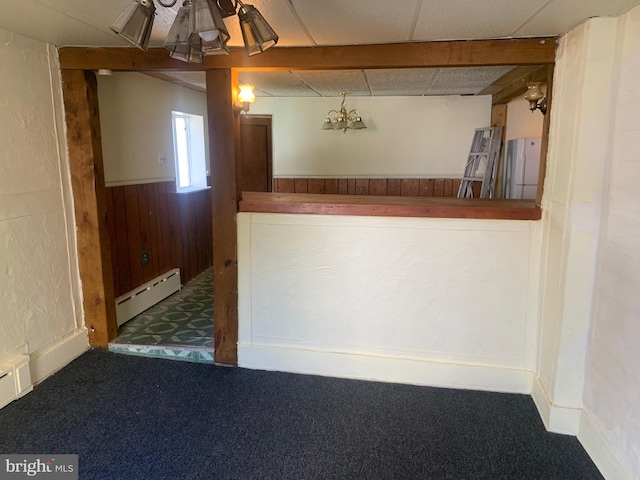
[106,110,272,363]
[240,115,273,192]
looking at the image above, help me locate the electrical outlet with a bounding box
[141,250,149,267]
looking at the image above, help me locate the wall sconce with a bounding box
[234,84,255,114]
[321,92,367,133]
[524,82,547,114]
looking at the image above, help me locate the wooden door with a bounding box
[239,115,273,192]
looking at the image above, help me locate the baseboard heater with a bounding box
[0,355,33,410]
[115,268,181,327]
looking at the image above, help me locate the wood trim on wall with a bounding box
[274,177,480,198]
[105,182,212,299]
[61,70,117,348]
[240,192,542,221]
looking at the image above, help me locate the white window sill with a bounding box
[176,186,211,194]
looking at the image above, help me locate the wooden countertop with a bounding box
[239,192,542,221]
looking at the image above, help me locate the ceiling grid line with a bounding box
[285,0,317,46]
[509,0,557,36]
[289,71,325,97]
[408,0,424,41]
[423,69,442,96]
[361,70,373,96]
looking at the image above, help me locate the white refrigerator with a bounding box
[502,137,541,200]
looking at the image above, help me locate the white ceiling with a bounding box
[2,0,639,96]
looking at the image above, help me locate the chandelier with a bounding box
[321,93,367,133]
[110,0,279,63]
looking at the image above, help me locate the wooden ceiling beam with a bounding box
[58,37,557,71]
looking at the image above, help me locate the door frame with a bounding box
[240,114,273,192]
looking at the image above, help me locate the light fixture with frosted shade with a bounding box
[164,1,204,64]
[190,0,230,55]
[238,2,279,56]
[110,0,156,51]
[321,93,367,133]
[524,82,547,114]
[234,84,256,113]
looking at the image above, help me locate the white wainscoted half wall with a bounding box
[238,213,541,393]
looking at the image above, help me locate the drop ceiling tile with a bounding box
[514,0,640,37]
[291,0,421,45]
[427,66,516,95]
[225,0,315,48]
[238,71,319,97]
[0,0,124,46]
[292,70,371,96]
[413,0,548,40]
[366,68,440,96]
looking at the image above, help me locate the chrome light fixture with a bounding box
[110,0,156,51]
[321,93,367,133]
[237,2,279,56]
[190,0,230,55]
[164,1,203,63]
[524,82,547,114]
[111,0,278,63]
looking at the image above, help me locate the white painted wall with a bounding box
[97,72,209,186]
[238,213,541,393]
[0,28,87,382]
[535,16,618,431]
[248,95,491,178]
[581,5,640,479]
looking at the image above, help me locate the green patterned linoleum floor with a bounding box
[108,268,214,364]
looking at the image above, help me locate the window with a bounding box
[171,111,207,192]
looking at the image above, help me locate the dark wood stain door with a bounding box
[240,115,273,192]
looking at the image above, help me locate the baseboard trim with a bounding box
[578,413,634,480]
[238,344,532,394]
[531,375,581,435]
[30,330,89,385]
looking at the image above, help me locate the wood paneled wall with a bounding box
[105,181,212,298]
[274,177,481,198]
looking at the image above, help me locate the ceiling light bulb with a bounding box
[199,30,220,42]
[237,84,256,104]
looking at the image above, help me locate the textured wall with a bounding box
[536,18,618,413]
[0,29,83,360]
[238,213,540,391]
[248,95,491,178]
[583,5,640,478]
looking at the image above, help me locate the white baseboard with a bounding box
[116,268,181,327]
[0,355,32,409]
[578,413,634,480]
[531,375,581,435]
[238,344,533,394]
[30,330,89,385]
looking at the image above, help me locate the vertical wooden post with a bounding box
[537,65,554,204]
[61,70,117,348]
[206,69,239,364]
[491,104,508,199]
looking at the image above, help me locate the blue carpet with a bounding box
[0,351,603,479]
